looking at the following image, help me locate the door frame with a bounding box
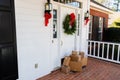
[50,3,61,71]
[74,9,83,51]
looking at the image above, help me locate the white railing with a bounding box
[88,40,120,64]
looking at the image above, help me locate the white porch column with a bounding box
[79,0,90,56]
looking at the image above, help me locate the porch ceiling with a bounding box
[90,2,114,14]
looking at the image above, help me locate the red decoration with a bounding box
[84,17,89,25]
[69,13,75,26]
[44,12,52,26]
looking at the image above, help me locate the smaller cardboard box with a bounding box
[61,65,70,74]
[63,56,71,66]
[79,51,84,59]
[70,54,81,61]
[69,61,82,72]
[82,57,88,67]
[72,50,78,55]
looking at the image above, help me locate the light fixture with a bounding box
[84,10,89,20]
[44,0,52,26]
[84,10,90,25]
[45,0,52,13]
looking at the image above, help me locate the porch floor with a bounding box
[37,57,120,80]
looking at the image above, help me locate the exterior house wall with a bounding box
[15,0,52,80]
[15,0,89,80]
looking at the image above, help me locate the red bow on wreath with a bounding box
[44,12,52,26]
[70,13,75,26]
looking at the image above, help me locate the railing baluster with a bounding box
[98,42,100,58]
[112,44,115,60]
[117,45,120,61]
[90,41,92,56]
[102,43,104,58]
[93,42,96,56]
[87,40,120,64]
[107,44,109,60]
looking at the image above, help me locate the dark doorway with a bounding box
[0,0,18,80]
[92,16,99,41]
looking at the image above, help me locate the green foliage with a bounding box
[63,14,76,35]
[104,27,120,42]
[109,17,120,28]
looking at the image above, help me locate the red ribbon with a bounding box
[84,17,90,25]
[69,13,75,26]
[44,12,52,26]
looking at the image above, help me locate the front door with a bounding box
[59,6,76,58]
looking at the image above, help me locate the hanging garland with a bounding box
[63,13,76,35]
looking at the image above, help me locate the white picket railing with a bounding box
[88,40,120,64]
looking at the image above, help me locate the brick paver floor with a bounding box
[37,57,120,80]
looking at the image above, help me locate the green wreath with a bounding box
[63,14,76,35]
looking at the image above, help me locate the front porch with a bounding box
[37,57,120,80]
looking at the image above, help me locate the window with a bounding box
[89,15,93,40]
[89,15,104,41]
[67,1,82,8]
[77,14,80,36]
[53,9,57,38]
[53,0,82,8]
[98,17,103,41]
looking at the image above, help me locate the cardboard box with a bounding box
[61,65,70,74]
[79,51,84,59]
[70,53,81,61]
[69,61,82,72]
[72,50,78,55]
[63,56,71,66]
[81,57,88,67]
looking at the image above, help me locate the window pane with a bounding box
[77,14,80,36]
[53,10,57,38]
[53,0,82,8]
[89,15,93,33]
[99,17,103,31]
[89,15,93,40]
[98,17,103,41]
[53,0,58,2]
[53,10,57,18]
[60,0,65,3]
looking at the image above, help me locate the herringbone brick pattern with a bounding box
[37,57,120,80]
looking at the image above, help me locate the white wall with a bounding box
[15,0,52,80]
[14,0,89,80]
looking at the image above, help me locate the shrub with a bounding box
[104,27,120,43]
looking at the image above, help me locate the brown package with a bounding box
[81,57,88,67]
[70,54,81,61]
[72,50,78,55]
[61,65,70,74]
[63,56,71,66]
[79,51,84,59]
[69,61,82,72]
